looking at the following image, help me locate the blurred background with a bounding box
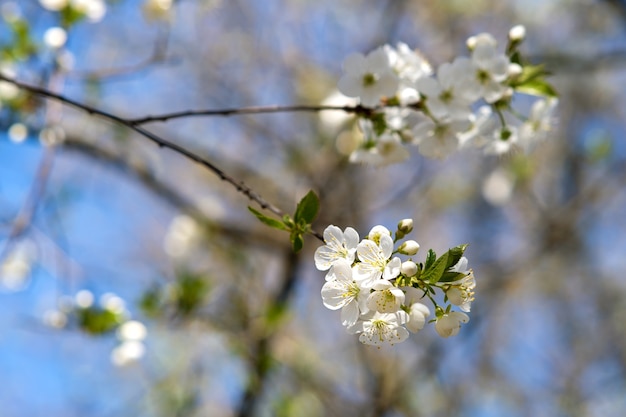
[1,0,626,416]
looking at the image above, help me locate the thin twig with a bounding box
[0,74,325,241]
[127,104,371,125]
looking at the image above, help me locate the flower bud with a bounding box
[466,35,477,51]
[397,218,413,234]
[398,240,420,255]
[401,260,418,277]
[507,63,522,77]
[508,25,526,42]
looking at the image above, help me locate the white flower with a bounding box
[349,119,409,166]
[464,34,510,103]
[367,225,392,244]
[406,303,430,333]
[350,311,410,347]
[366,280,405,313]
[320,259,369,327]
[482,125,519,155]
[416,57,475,121]
[435,311,469,338]
[353,235,401,287]
[457,105,495,148]
[446,271,476,312]
[412,118,470,159]
[337,47,399,107]
[402,286,430,333]
[385,42,432,103]
[314,225,359,271]
[518,98,558,150]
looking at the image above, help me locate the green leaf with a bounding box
[514,64,548,84]
[445,244,469,269]
[422,252,448,284]
[248,207,288,230]
[514,79,558,98]
[294,190,319,224]
[291,232,304,253]
[424,249,436,271]
[438,271,468,283]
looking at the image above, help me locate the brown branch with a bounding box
[126,104,371,125]
[0,74,328,242]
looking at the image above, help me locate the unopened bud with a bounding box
[401,260,418,277]
[508,25,526,42]
[398,240,420,255]
[397,218,413,235]
[507,63,522,77]
[466,35,477,51]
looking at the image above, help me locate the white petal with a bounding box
[321,282,349,310]
[416,76,441,97]
[340,301,360,327]
[379,234,394,259]
[338,75,365,98]
[366,47,392,72]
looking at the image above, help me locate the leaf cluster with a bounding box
[249,190,320,253]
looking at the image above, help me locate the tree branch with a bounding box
[127,104,371,125]
[0,74,324,241]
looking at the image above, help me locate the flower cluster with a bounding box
[314,219,475,346]
[334,26,558,165]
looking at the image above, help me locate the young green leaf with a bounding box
[294,190,319,224]
[438,271,469,283]
[422,252,448,284]
[514,79,558,98]
[248,207,288,230]
[291,232,304,253]
[424,249,437,271]
[445,244,469,269]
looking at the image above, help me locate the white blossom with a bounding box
[353,235,401,287]
[446,258,475,312]
[416,57,475,121]
[320,259,369,327]
[407,303,430,333]
[350,311,410,347]
[337,47,399,107]
[366,280,405,313]
[314,225,359,271]
[435,311,469,338]
[412,118,470,159]
[349,119,409,166]
[518,98,558,150]
[464,34,510,103]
